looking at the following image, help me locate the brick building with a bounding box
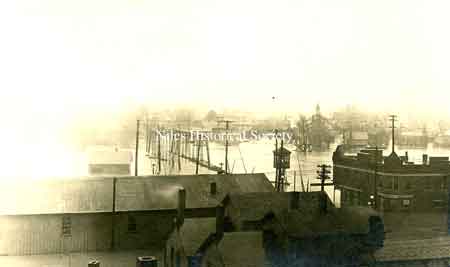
[333,145,450,213]
[333,145,450,239]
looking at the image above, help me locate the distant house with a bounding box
[87,148,133,176]
[398,131,428,148]
[0,173,273,256]
[166,191,384,267]
[346,131,369,148]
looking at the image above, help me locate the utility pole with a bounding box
[218,120,233,174]
[389,115,397,154]
[311,164,333,192]
[373,146,379,210]
[195,137,201,175]
[111,177,117,250]
[157,126,161,174]
[135,119,140,176]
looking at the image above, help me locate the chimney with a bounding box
[216,205,225,241]
[177,188,186,228]
[88,260,100,267]
[423,154,428,165]
[405,151,409,162]
[319,192,328,214]
[290,191,300,210]
[210,182,217,195]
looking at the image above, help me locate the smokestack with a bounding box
[216,205,225,241]
[405,151,409,162]
[423,154,428,165]
[88,260,100,267]
[177,188,186,228]
[290,191,300,210]
[210,182,217,195]
[319,192,327,214]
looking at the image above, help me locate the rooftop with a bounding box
[0,173,273,215]
[375,237,450,262]
[224,191,378,237]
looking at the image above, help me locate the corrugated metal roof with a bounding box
[0,173,273,215]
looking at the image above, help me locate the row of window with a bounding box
[378,176,447,192]
[337,168,448,192]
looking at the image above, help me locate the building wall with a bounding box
[334,164,449,212]
[0,211,176,256]
[0,213,112,256]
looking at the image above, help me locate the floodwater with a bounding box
[3,134,450,207]
[145,138,450,206]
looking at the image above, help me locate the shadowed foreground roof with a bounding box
[0,173,273,215]
[178,218,216,256]
[218,232,266,267]
[224,191,379,237]
[375,237,450,262]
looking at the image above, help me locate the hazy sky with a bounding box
[1,0,450,179]
[0,0,449,118]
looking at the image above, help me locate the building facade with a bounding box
[333,145,450,213]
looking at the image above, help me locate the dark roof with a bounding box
[0,173,273,215]
[384,152,402,166]
[224,191,329,222]
[286,206,379,238]
[178,218,216,256]
[375,237,450,262]
[217,232,266,267]
[224,191,378,237]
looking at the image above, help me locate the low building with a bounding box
[87,147,133,176]
[0,173,273,256]
[397,131,428,148]
[345,131,369,148]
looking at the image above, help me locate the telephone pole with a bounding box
[389,115,397,154]
[311,164,333,192]
[218,120,233,174]
[135,119,140,176]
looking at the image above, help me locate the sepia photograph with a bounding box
[0,0,450,266]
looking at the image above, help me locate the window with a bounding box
[176,252,181,267]
[384,178,393,189]
[402,199,410,207]
[405,181,412,190]
[432,200,445,208]
[425,178,432,190]
[127,214,137,233]
[441,177,447,191]
[393,177,399,191]
[62,216,71,236]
